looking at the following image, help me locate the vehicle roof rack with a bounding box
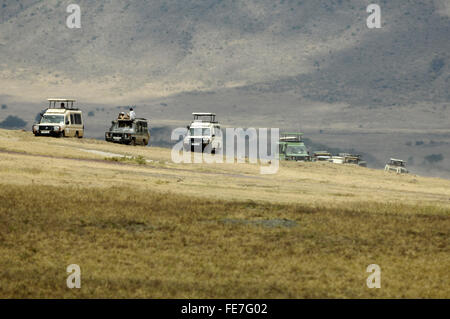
[281,132,303,136]
[192,112,216,116]
[192,112,218,123]
[280,132,304,142]
[47,98,76,102]
[47,98,78,110]
[116,117,148,122]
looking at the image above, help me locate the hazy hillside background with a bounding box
[0,0,449,177]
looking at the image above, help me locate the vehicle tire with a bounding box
[131,138,136,146]
[142,139,147,146]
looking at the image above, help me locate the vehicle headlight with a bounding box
[33,125,38,131]
[54,126,60,131]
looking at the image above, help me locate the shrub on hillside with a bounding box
[0,115,27,128]
[430,57,445,74]
[424,154,443,164]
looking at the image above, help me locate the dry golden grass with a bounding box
[0,129,449,298]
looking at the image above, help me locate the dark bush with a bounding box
[0,115,27,128]
[424,154,443,164]
[430,57,445,74]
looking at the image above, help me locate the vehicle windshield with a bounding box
[286,145,307,155]
[40,115,64,124]
[190,128,211,136]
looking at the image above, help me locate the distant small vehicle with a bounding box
[105,116,150,146]
[184,113,222,153]
[278,132,310,161]
[313,151,332,162]
[385,158,408,174]
[331,153,367,167]
[33,99,84,138]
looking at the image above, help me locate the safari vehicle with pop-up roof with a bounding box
[105,115,150,146]
[183,113,222,153]
[330,153,367,167]
[278,132,310,161]
[385,158,408,174]
[312,151,332,162]
[33,99,84,138]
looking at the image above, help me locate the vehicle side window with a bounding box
[70,114,75,125]
[74,114,82,125]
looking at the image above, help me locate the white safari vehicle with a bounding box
[385,158,408,174]
[312,151,332,162]
[331,153,367,167]
[183,113,222,153]
[33,99,84,138]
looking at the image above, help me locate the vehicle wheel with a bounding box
[131,138,136,146]
[142,139,147,146]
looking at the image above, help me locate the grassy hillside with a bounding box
[0,0,448,106]
[0,129,449,298]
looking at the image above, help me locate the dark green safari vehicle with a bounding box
[105,118,150,146]
[278,132,310,161]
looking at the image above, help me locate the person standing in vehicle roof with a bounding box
[129,108,136,120]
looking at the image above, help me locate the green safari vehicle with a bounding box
[278,132,311,161]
